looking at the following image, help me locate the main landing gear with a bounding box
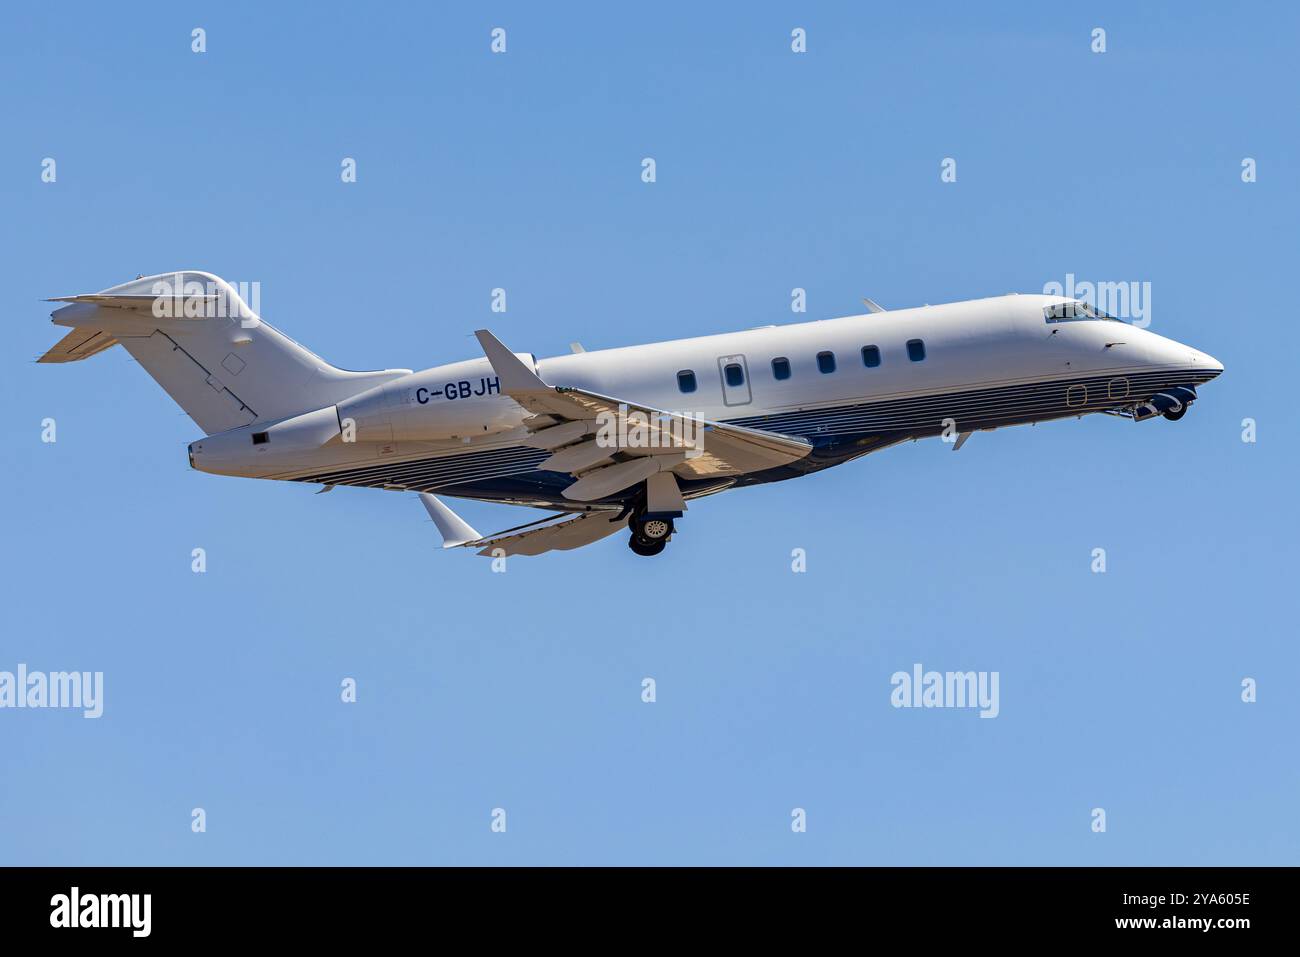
[628,512,675,557]
[625,474,685,557]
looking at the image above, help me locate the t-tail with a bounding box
[39,271,410,435]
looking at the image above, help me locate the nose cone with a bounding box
[1140,329,1223,382]
[1190,348,1224,381]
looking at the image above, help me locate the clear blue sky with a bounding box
[2,2,1296,865]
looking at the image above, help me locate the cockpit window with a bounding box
[1044,300,1122,323]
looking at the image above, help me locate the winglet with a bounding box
[861,297,887,314]
[419,493,482,548]
[474,329,548,393]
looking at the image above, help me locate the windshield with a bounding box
[1043,300,1123,323]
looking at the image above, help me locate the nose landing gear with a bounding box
[1130,386,1197,422]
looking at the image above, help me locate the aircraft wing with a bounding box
[420,493,628,557]
[465,510,629,556]
[475,329,811,502]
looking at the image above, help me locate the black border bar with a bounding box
[0,866,1279,942]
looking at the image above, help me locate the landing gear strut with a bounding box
[628,512,675,557]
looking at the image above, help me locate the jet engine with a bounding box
[336,356,528,443]
[189,356,533,477]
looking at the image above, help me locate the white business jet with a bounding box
[40,271,1222,557]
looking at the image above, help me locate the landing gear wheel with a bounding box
[636,517,673,541]
[628,513,674,556]
[629,535,667,557]
[1163,405,1188,421]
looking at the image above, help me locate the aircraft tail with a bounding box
[40,271,411,435]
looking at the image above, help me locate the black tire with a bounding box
[629,535,667,557]
[1163,404,1188,421]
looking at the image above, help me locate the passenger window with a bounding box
[771,357,791,380]
[724,363,745,387]
[817,351,836,374]
[906,339,926,362]
[677,370,697,393]
[861,345,881,368]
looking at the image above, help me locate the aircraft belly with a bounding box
[283,367,1210,508]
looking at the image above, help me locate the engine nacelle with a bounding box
[190,356,534,478]
[189,405,343,477]
[336,356,530,443]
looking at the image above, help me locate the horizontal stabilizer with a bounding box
[46,293,219,311]
[38,327,119,363]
